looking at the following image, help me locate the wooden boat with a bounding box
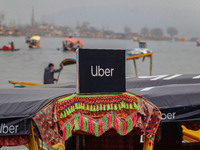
[29,35,40,48]
[9,80,40,88]
[0,48,20,51]
[0,42,19,51]
[0,85,161,150]
[62,36,75,51]
[197,40,200,46]
[129,74,200,149]
[62,37,84,51]
[5,73,200,149]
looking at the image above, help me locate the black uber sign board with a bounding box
[77,49,125,94]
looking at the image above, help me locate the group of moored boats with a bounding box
[0,35,84,52]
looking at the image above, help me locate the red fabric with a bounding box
[79,115,83,131]
[122,121,127,135]
[33,101,62,150]
[99,120,104,135]
[88,119,94,134]
[114,115,119,132]
[0,135,29,146]
[2,45,12,50]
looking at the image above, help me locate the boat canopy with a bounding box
[30,74,200,122]
[74,40,84,46]
[63,37,75,43]
[30,35,40,41]
[0,88,73,136]
[127,74,200,122]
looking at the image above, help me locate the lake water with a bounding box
[0,36,199,88]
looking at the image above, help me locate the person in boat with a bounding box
[43,63,63,84]
[1,42,13,50]
[10,41,14,50]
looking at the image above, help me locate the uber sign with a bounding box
[77,49,125,94]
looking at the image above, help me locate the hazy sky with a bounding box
[1,0,200,37]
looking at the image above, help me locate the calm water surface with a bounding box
[0,36,200,88]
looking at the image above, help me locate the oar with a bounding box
[56,58,77,83]
[56,72,61,84]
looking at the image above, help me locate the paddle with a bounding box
[56,58,77,83]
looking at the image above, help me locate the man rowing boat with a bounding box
[43,63,63,84]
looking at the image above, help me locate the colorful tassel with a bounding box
[74,116,80,130]
[83,117,89,132]
[103,117,108,132]
[93,122,99,136]
[86,104,89,111]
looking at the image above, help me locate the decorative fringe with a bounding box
[59,102,138,119]
[62,113,137,142]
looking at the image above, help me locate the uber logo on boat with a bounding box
[161,112,176,120]
[77,49,125,94]
[0,123,19,134]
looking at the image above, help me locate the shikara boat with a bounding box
[0,42,19,51]
[62,36,75,51]
[1,81,161,150]
[4,73,200,149]
[197,40,200,46]
[62,37,84,51]
[9,80,40,88]
[128,74,200,149]
[29,35,40,48]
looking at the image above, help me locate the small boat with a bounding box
[9,80,40,88]
[62,37,84,51]
[62,36,75,51]
[197,40,200,46]
[0,42,19,51]
[28,35,40,48]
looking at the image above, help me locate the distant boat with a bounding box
[62,37,84,51]
[28,35,40,48]
[62,36,75,51]
[0,42,20,51]
[197,40,200,46]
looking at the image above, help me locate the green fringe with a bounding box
[60,101,139,119]
[86,104,89,111]
[126,103,129,109]
[114,104,118,110]
[96,105,99,111]
[129,103,133,109]
[112,114,114,127]
[111,104,113,110]
[63,111,67,118]
[100,104,103,111]
[107,104,110,111]
[93,122,99,136]
[118,104,121,110]
[75,103,78,110]
[66,110,69,116]
[66,123,71,140]
[103,104,106,111]
[119,119,123,135]
[83,117,89,132]
[60,112,64,119]
[74,116,80,131]
[134,102,139,111]
[127,118,133,133]
[90,105,93,111]
[103,117,108,132]
[82,103,85,110]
